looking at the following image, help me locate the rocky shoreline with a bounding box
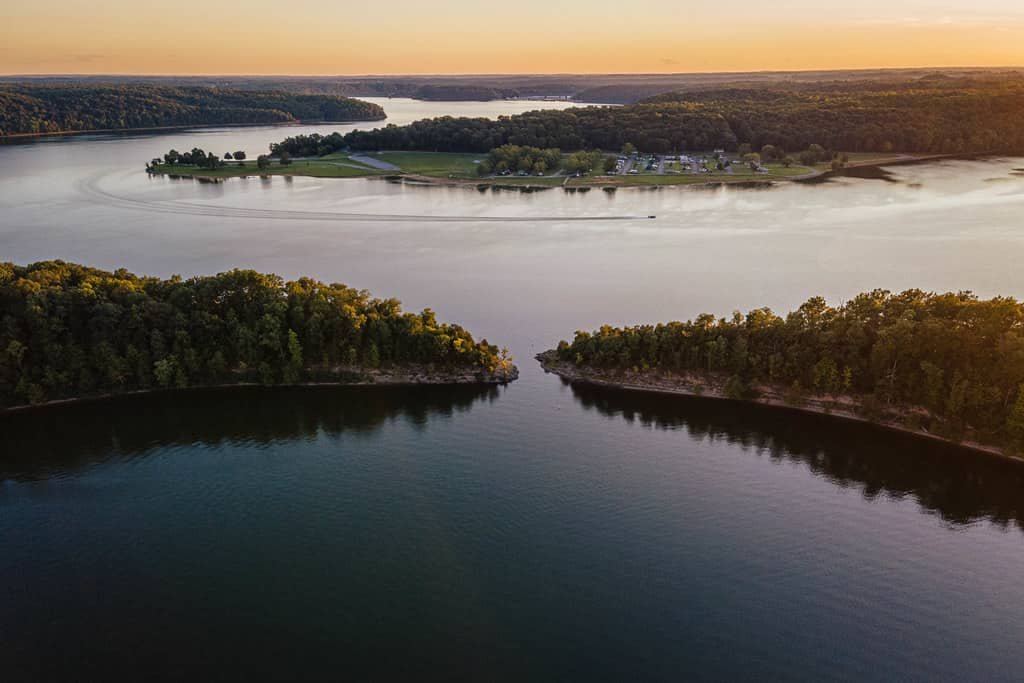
[535,350,1019,462]
[0,363,518,415]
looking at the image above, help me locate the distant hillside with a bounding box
[290,73,1024,156]
[639,74,1024,153]
[0,85,386,137]
[6,68,1021,104]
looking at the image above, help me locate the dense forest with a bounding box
[0,261,514,408]
[551,290,1024,451]
[272,107,737,156]
[642,75,1024,154]
[270,74,1024,156]
[0,85,385,136]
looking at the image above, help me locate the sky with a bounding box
[2,0,1023,74]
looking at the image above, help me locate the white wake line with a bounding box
[80,177,652,223]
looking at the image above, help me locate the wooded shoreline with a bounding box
[0,363,518,415]
[536,351,1021,463]
[0,119,384,141]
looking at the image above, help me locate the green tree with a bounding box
[1007,385,1024,449]
[153,357,178,388]
[284,329,303,383]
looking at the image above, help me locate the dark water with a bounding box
[3,105,1024,680]
[3,385,1024,681]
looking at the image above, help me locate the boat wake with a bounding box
[78,174,654,223]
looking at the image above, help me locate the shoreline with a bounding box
[148,151,968,190]
[0,363,518,416]
[535,351,1022,464]
[149,167,807,190]
[0,117,387,141]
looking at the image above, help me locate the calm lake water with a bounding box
[3,99,1024,680]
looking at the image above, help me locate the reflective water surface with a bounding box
[2,101,1024,680]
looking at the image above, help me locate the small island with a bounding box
[0,261,517,411]
[538,290,1024,458]
[147,140,921,190]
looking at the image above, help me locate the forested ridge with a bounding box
[271,75,1024,156]
[0,262,514,409]
[551,290,1024,451]
[0,85,385,137]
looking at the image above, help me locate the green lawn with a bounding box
[318,153,379,169]
[367,151,485,177]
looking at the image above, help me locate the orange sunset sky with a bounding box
[2,0,1023,74]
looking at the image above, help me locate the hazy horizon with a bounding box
[3,0,1023,75]
[3,66,1024,78]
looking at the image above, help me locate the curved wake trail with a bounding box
[79,175,653,223]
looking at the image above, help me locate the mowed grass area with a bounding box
[367,151,485,177]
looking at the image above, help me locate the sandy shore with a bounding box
[535,350,1021,462]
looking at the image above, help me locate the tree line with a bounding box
[152,147,225,170]
[0,85,385,136]
[479,145,563,175]
[643,75,1024,154]
[271,108,736,156]
[265,74,1024,157]
[149,147,265,172]
[553,290,1024,451]
[0,261,513,408]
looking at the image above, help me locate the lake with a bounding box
[3,99,1024,680]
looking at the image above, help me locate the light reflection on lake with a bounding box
[3,101,1024,681]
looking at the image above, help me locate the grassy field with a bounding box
[367,151,485,177]
[764,163,814,176]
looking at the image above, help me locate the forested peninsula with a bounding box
[0,261,516,410]
[272,75,1024,156]
[0,85,385,137]
[539,290,1024,457]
